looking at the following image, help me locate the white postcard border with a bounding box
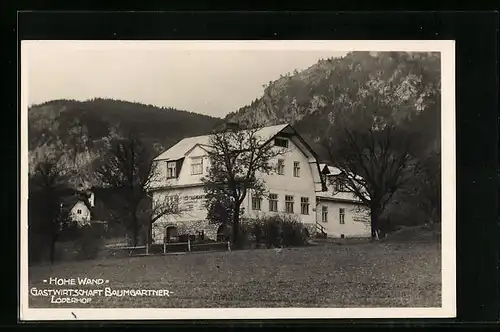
[19,40,456,321]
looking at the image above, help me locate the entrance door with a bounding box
[165,226,179,243]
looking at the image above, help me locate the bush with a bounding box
[74,225,105,260]
[280,217,306,246]
[58,222,81,242]
[246,215,307,248]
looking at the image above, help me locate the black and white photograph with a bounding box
[20,40,456,320]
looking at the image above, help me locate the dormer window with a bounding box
[335,178,346,192]
[167,162,176,178]
[274,137,288,148]
[191,157,203,175]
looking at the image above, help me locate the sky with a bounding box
[23,41,347,118]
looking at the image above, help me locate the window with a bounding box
[77,209,82,214]
[167,162,176,178]
[251,195,262,210]
[277,159,285,175]
[191,157,203,175]
[285,195,294,213]
[339,208,345,224]
[335,179,346,192]
[300,197,309,215]
[268,193,278,212]
[166,195,180,213]
[321,206,328,223]
[293,161,300,177]
[274,137,288,148]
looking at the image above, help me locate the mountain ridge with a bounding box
[28,51,440,187]
[224,51,441,160]
[28,98,223,188]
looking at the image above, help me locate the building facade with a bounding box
[70,201,92,227]
[60,190,110,229]
[316,164,371,238]
[147,124,327,243]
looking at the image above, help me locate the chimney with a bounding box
[88,191,95,208]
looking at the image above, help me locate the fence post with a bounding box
[163,242,166,254]
[188,238,191,252]
[227,240,231,252]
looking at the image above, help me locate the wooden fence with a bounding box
[103,239,231,257]
[151,238,231,254]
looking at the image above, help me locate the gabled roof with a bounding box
[319,163,342,176]
[154,124,290,161]
[60,192,92,216]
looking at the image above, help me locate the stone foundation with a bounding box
[152,220,317,244]
[152,219,221,243]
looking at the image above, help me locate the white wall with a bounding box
[244,139,318,224]
[149,135,324,241]
[70,201,91,227]
[315,200,371,238]
[149,145,210,189]
[152,185,207,224]
[319,174,364,202]
[175,145,210,186]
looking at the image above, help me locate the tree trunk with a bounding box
[370,211,380,240]
[132,214,138,247]
[49,237,56,263]
[145,220,150,254]
[148,220,153,245]
[232,205,241,249]
[49,223,58,263]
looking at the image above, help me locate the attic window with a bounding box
[77,209,82,214]
[167,162,176,178]
[191,157,203,175]
[274,137,288,148]
[335,178,346,192]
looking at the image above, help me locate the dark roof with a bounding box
[60,191,93,215]
[90,198,115,222]
[87,187,129,222]
[60,195,80,215]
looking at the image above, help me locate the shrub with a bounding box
[280,216,306,246]
[74,225,105,260]
[59,222,81,242]
[262,216,282,248]
[246,214,307,248]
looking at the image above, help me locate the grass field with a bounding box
[28,239,441,308]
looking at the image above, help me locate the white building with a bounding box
[315,164,371,238]
[147,124,327,243]
[59,190,109,229]
[60,191,95,227]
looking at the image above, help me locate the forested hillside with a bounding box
[28,98,222,188]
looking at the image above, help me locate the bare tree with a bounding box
[323,123,417,239]
[142,191,185,253]
[93,130,159,247]
[29,154,71,263]
[202,123,287,248]
[414,150,441,225]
